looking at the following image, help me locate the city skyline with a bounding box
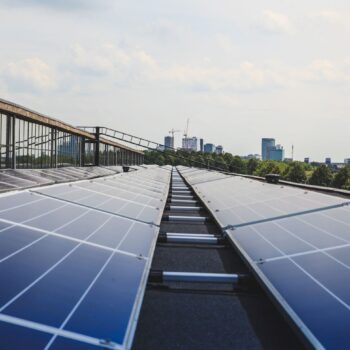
[0,1,349,161]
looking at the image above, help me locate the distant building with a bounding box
[261,138,275,160]
[216,145,223,155]
[269,145,284,161]
[182,137,198,151]
[200,138,204,152]
[242,154,261,160]
[204,143,216,153]
[164,136,174,149]
[325,158,332,165]
[304,157,310,164]
[344,158,350,165]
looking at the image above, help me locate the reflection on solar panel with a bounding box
[177,167,229,185]
[178,166,350,350]
[0,166,125,193]
[0,165,171,350]
[180,170,348,228]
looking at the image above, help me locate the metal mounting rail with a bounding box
[149,270,245,283]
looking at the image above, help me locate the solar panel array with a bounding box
[0,165,171,350]
[178,166,350,350]
[0,166,125,193]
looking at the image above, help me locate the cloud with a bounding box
[310,10,344,25]
[69,44,349,94]
[216,34,236,52]
[0,0,113,11]
[258,10,293,34]
[300,59,347,83]
[63,44,282,93]
[1,58,56,92]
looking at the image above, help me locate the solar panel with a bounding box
[176,168,229,185]
[185,175,349,228]
[33,181,164,225]
[0,166,170,349]
[226,206,350,350]
[178,167,350,349]
[3,170,53,186]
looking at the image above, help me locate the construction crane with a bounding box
[184,118,190,138]
[169,128,182,138]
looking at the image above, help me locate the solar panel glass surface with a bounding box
[178,167,350,349]
[0,166,170,349]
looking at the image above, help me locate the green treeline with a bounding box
[144,150,350,190]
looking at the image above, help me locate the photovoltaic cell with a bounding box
[226,205,350,350]
[178,167,350,349]
[0,166,171,349]
[183,173,348,228]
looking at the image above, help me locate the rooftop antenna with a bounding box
[292,144,294,160]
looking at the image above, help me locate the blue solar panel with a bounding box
[0,166,170,349]
[178,167,350,349]
[226,205,350,350]
[179,168,349,228]
[33,179,165,225]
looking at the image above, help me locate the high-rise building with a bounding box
[345,159,350,165]
[216,145,223,155]
[182,137,198,151]
[204,143,216,153]
[200,138,204,152]
[269,145,284,161]
[304,157,310,164]
[261,138,275,160]
[164,136,174,149]
[325,158,332,165]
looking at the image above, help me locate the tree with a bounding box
[309,165,333,187]
[229,156,246,174]
[247,158,259,175]
[285,162,307,183]
[332,166,350,189]
[254,160,284,177]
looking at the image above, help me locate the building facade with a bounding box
[164,136,174,149]
[269,145,284,161]
[216,145,223,155]
[204,143,216,153]
[200,138,204,152]
[182,137,198,151]
[261,138,275,160]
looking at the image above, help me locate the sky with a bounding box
[0,1,349,162]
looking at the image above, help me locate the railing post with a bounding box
[50,128,56,168]
[5,115,11,168]
[95,127,100,166]
[82,137,86,167]
[11,115,16,169]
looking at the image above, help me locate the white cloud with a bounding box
[259,10,293,34]
[1,58,56,92]
[300,59,349,83]
[0,0,113,11]
[66,44,350,94]
[310,10,344,25]
[216,34,236,52]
